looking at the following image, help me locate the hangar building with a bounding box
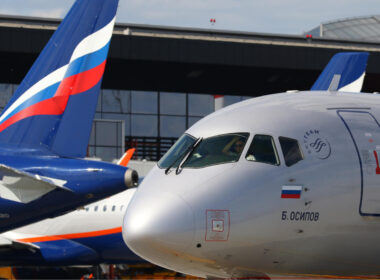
[308,15,380,42]
[1,15,380,162]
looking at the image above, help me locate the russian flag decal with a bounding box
[281,186,302,199]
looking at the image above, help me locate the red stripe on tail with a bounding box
[0,60,107,133]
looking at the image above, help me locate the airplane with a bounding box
[0,51,365,269]
[0,0,138,233]
[122,52,380,279]
[0,149,142,266]
[0,188,141,266]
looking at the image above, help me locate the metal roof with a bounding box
[1,14,380,52]
[308,15,380,43]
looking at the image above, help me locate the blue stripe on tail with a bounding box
[311,52,369,91]
[0,0,118,158]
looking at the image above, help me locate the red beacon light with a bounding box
[210,18,216,25]
[305,34,313,39]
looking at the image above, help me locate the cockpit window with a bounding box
[279,136,303,166]
[181,133,249,168]
[245,135,280,165]
[158,134,197,168]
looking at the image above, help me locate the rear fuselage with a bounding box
[0,150,129,233]
[1,189,141,266]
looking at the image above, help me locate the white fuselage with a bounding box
[4,190,135,239]
[1,188,138,266]
[123,91,380,278]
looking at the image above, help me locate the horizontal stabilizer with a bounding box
[0,236,11,246]
[311,52,369,92]
[0,164,71,203]
[0,236,97,264]
[0,235,39,251]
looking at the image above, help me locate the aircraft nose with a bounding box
[122,191,195,266]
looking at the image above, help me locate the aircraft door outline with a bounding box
[337,110,380,216]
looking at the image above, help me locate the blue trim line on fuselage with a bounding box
[32,232,142,265]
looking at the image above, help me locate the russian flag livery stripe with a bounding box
[0,17,115,132]
[0,0,119,158]
[281,186,302,199]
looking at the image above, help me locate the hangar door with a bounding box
[338,110,380,216]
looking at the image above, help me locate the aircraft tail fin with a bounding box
[118,149,136,167]
[0,0,118,157]
[311,52,369,92]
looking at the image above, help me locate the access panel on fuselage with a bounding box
[338,111,380,216]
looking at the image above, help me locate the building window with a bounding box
[160,92,186,115]
[89,119,124,161]
[131,115,158,137]
[102,89,130,113]
[223,95,242,107]
[131,90,158,114]
[94,121,119,147]
[102,113,131,136]
[0,84,14,109]
[188,93,213,116]
[160,116,186,137]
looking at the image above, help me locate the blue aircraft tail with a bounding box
[0,0,118,157]
[311,52,369,92]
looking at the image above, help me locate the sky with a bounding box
[0,0,378,35]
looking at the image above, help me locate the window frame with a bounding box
[244,134,280,166]
[182,132,250,169]
[157,133,197,169]
[278,136,304,167]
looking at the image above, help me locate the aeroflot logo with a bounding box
[303,130,331,159]
[0,17,115,133]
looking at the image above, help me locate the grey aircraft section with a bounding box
[123,90,380,278]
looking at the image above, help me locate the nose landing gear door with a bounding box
[338,110,380,216]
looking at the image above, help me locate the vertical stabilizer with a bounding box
[0,0,118,157]
[311,52,369,92]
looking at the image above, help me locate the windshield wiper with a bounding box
[164,137,202,175]
[175,137,202,175]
